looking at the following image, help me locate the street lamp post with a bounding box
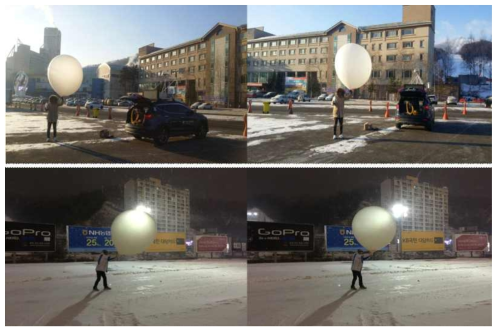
[392,203,408,254]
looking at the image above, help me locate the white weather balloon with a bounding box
[47,55,83,97]
[111,210,157,255]
[352,206,396,251]
[335,43,372,90]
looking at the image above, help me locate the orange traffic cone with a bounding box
[288,99,293,115]
[108,107,112,119]
[384,102,390,118]
[75,105,80,116]
[462,101,467,116]
[243,113,247,138]
[248,100,252,113]
[369,100,373,113]
[443,104,449,120]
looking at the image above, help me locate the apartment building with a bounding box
[247,5,435,99]
[381,176,449,232]
[138,23,247,107]
[124,178,190,233]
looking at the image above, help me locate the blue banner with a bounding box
[67,226,116,253]
[325,226,388,252]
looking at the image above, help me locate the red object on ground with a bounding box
[288,99,293,115]
[462,101,467,116]
[442,104,449,120]
[369,100,373,112]
[196,236,228,252]
[384,102,390,118]
[243,114,247,137]
[455,234,488,251]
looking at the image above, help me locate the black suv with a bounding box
[124,95,209,145]
[396,85,435,131]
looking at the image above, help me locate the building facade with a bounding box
[381,176,449,232]
[138,23,247,108]
[124,178,190,233]
[96,63,127,100]
[247,5,435,99]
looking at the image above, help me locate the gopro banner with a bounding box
[6,222,56,252]
[67,226,116,253]
[248,222,314,252]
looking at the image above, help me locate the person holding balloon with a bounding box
[350,249,371,290]
[44,95,63,142]
[93,250,115,291]
[331,88,350,139]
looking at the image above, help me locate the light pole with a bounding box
[392,203,408,253]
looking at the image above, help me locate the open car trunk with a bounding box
[123,94,154,125]
[398,90,428,117]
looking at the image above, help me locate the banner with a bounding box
[67,226,115,253]
[454,234,488,252]
[402,231,445,252]
[6,222,56,252]
[325,225,388,252]
[196,235,228,252]
[248,222,314,252]
[285,77,307,93]
[146,232,186,253]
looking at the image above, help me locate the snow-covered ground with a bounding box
[248,259,491,326]
[5,259,246,326]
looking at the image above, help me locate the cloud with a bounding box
[34,5,55,27]
[465,19,492,39]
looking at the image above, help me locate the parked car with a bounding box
[396,85,435,131]
[297,94,312,102]
[428,94,438,105]
[446,96,458,105]
[118,100,133,107]
[271,94,293,104]
[485,96,492,108]
[124,95,209,146]
[263,92,277,98]
[85,100,103,109]
[190,102,203,110]
[317,93,327,101]
[325,93,335,101]
[197,103,213,110]
[254,91,266,98]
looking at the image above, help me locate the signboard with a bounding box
[67,226,115,253]
[146,232,186,253]
[6,222,56,252]
[248,222,314,252]
[196,235,228,253]
[233,242,242,251]
[454,234,488,252]
[325,225,388,252]
[285,77,307,93]
[402,231,445,252]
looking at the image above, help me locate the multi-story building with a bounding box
[381,176,449,232]
[96,63,127,100]
[138,23,247,108]
[124,178,190,233]
[40,27,62,62]
[247,5,435,99]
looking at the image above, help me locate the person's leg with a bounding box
[334,118,339,136]
[351,270,358,287]
[47,122,51,139]
[53,121,57,139]
[339,118,344,135]
[358,271,365,287]
[93,271,101,289]
[102,272,109,288]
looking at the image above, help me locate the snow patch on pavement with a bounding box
[6,137,135,153]
[249,116,331,138]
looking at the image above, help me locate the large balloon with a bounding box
[352,206,396,251]
[111,210,157,255]
[335,43,372,90]
[47,55,83,97]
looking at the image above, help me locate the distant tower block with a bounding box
[40,27,61,61]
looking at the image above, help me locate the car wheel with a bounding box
[195,124,208,139]
[396,123,402,129]
[154,127,169,146]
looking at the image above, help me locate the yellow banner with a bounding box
[402,231,445,252]
[146,232,186,253]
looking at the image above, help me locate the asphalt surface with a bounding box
[247,100,492,163]
[6,105,247,164]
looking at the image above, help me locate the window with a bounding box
[387,43,397,49]
[279,50,286,56]
[189,66,195,73]
[171,60,177,66]
[379,43,382,50]
[299,38,307,45]
[386,69,396,78]
[198,65,206,71]
[402,70,413,78]
[254,52,259,57]
[299,48,306,55]
[164,62,169,67]
[371,56,376,63]
[386,30,398,37]
[146,58,150,63]
[270,60,276,65]
[289,49,295,55]
[180,58,186,64]
[262,60,268,66]
[188,56,195,62]
[320,58,327,64]
[299,59,306,64]
[310,48,317,54]
[420,40,425,48]
[321,47,328,54]
[403,54,413,61]
[289,39,296,45]
[309,58,317,64]
[403,41,414,48]
[321,37,329,43]
[278,59,286,65]
[339,26,346,32]
[199,43,206,49]
[145,65,149,70]
[372,70,381,78]
[199,53,206,60]
[262,51,268,57]
[310,37,318,43]
[151,64,155,69]
[280,40,287,46]
[420,53,424,61]
[172,50,177,56]
[263,42,269,48]
[402,28,415,35]
[288,59,295,65]
[255,43,260,48]
[371,31,382,38]
[371,44,375,51]
[271,50,278,56]
[271,41,277,47]
[140,59,145,64]
[253,61,259,66]
[386,55,397,62]
[165,53,169,58]
[189,45,196,52]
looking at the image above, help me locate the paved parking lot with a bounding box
[247,100,492,163]
[6,105,247,164]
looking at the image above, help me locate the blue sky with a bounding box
[5,5,246,66]
[248,5,492,44]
